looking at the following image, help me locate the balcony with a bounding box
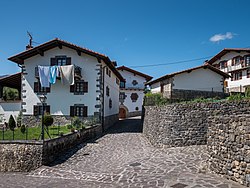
[219,62,250,73]
[35,65,82,80]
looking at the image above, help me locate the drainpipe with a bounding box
[101,65,107,133]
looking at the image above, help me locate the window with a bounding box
[33,105,50,116]
[120,81,125,88]
[109,98,112,108]
[70,81,88,94]
[34,82,50,93]
[70,105,87,117]
[106,68,111,77]
[116,78,120,85]
[130,93,139,102]
[245,55,250,67]
[247,69,250,78]
[51,56,71,66]
[132,80,138,86]
[106,86,110,96]
[232,56,243,66]
[119,92,126,100]
[219,61,227,69]
[231,71,242,81]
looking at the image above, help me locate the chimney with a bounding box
[26,45,33,50]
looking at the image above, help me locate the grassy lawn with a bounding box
[0,125,72,141]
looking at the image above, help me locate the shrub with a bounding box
[144,92,170,106]
[43,113,54,127]
[16,111,22,127]
[20,124,26,134]
[72,117,82,130]
[66,124,73,129]
[8,115,16,131]
[245,88,250,98]
[227,93,243,101]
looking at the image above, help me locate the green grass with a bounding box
[0,125,72,141]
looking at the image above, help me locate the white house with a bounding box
[117,66,152,118]
[8,38,124,130]
[0,73,22,124]
[147,64,230,100]
[205,48,250,93]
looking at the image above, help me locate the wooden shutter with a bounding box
[70,106,75,117]
[51,58,57,66]
[34,105,39,116]
[239,71,242,79]
[34,82,39,92]
[66,57,71,65]
[83,106,88,117]
[83,82,88,93]
[70,84,75,93]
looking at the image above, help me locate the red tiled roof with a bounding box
[206,48,250,65]
[117,66,153,81]
[8,38,124,81]
[147,64,230,85]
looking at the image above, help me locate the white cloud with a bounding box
[209,32,234,43]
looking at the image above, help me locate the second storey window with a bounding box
[106,86,110,96]
[51,56,71,66]
[70,105,87,117]
[219,61,227,69]
[70,81,88,94]
[120,81,125,88]
[245,55,250,67]
[232,56,243,66]
[231,71,242,81]
[34,82,50,93]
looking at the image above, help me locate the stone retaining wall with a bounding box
[0,124,102,172]
[143,100,250,186]
[0,141,43,172]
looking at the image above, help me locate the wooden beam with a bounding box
[16,58,24,64]
[57,43,62,49]
[77,50,81,56]
[37,49,44,56]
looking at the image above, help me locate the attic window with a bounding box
[132,80,138,86]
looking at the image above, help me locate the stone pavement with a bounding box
[0,117,247,188]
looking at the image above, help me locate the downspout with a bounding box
[101,65,107,133]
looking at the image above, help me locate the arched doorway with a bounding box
[119,105,128,119]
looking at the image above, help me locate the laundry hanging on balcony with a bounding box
[59,65,75,85]
[49,66,58,84]
[38,66,50,87]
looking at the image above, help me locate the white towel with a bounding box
[38,66,50,88]
[59,65,74,85]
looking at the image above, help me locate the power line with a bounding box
[129,56,213,68]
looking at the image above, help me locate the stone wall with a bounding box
[104,114,118,130]
[207,114,250,186]
[0,124,102,172]
[43,124,102,164]
[143,100,250,186]
[143,104,208,147]
[128,111,142,117]
[171,89,225,100]
[0,141,43,172]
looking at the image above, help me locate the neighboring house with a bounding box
[0,73,22,124]
[205,48,250,93]
[8,38,124,129]
[117,66,152,118]
[147,64,230,100]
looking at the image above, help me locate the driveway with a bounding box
[0,117,247,188]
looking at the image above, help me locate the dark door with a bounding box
[119,108,126,118]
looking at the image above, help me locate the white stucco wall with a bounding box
[103,65,120,117]
[120,89,144,112]
[0,101,21,123]
[118,69,147,89]
[212,51,250,91]
[23,46,100,116]
[150,82,161,93]
[173,68,224,92]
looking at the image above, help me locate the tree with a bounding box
[43,113,53,127]
[8,115,16,139]
[3,87,19,101]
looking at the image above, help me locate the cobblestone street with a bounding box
[0,117,247,188]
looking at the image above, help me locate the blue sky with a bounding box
[1,0,250,79]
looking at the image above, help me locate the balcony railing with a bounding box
[219,62,250,73]
[35,65,82,80]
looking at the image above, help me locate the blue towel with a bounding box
[49,66,58,84]
[38,66,50,88]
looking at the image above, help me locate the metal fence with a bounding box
[0,124,62,141]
